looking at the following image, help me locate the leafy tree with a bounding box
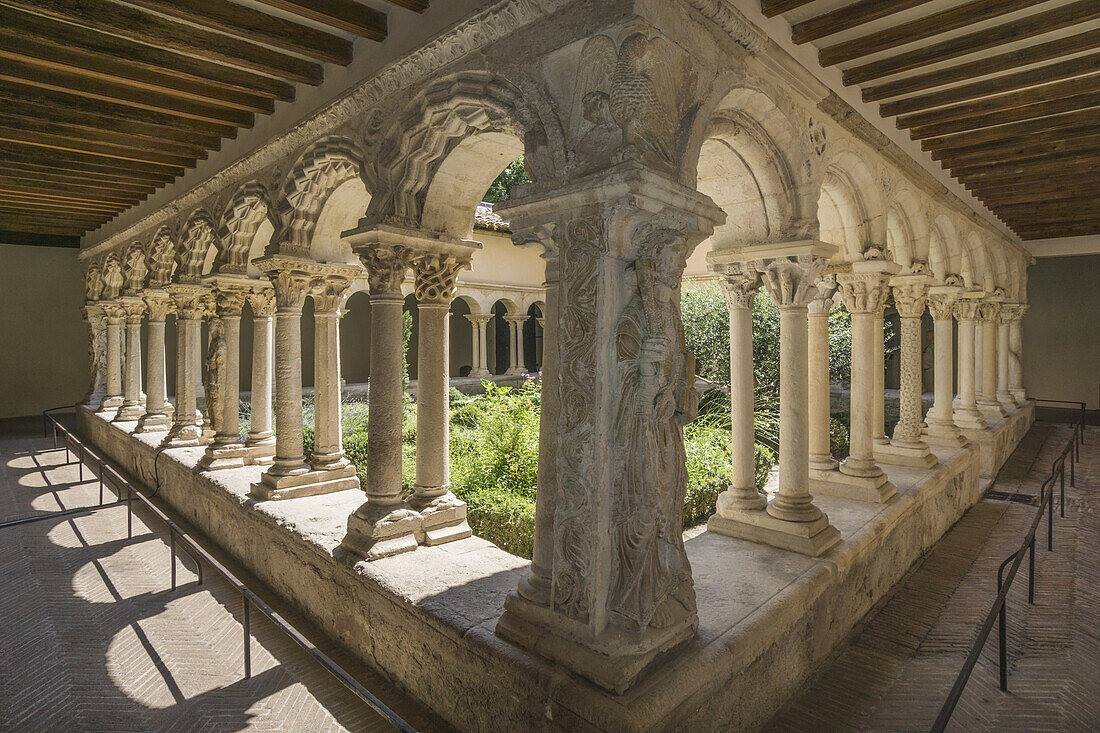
[483,157,531,203]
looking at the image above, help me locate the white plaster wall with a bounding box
[0,243,88,418]
[465,231,545,289]
[1022,254,1100,410]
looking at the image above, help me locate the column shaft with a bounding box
[953,304,988,430]
[930,315,954,426]
[136,294,172,433]
[115,305,145,421]
[104,312,123,408]
[248,314,274,443]
[807,304,833,470]
[997,320,1013,407]
[219,315,242,442]
[843,311,878,476]
[413,303,450,497]
[271,305,308,475]
[892,315,923,444]
[728,297,764,507]
[768,305,818,522]
[312,307,349,469]
[366,294,405,505]
[873,312,886,445]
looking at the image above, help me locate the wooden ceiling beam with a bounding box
[897,76,1100,130]
[0,192,127,214]
[0,127,199,168]
[934,133,1100,168]
[1017,226,1100,240]
[0,221,89,236]
[0,202,123,220]
[966,176,1098,198]
[0,217,102,234]
[0,0,323,85]
[821,0,1036,67]
[0,145,181,182]
[0,178,147,204]
[843,0,1100,85]
[909,94,1100,140]
[0,99,224,149]
[0,5,293,102]
[792,0,934,45]
[881,54,1100,118]
[0,59,255,127]
[0,114,211,159]
[115,0,353,65]
[921,110,1100,152]
[0,81,238,139]
[950,152,1100,179]
[248,0,386,40]
[381,0,428,11]
[0,161,165,191]
[761,0,816,18]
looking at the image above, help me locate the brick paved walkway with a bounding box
[0,431,447,733]
[766,422,1099,732]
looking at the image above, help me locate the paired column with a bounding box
[199,286,248,470]
[504,314,527,375]
[977,299,1007,419]
[709,243,843,554]
[923,287,967,446]
[251,256,361,500]
[101,302,125,410]
[807,275,837,473]
[818,264,896,502]
[876,273,937,468]
[81,304,108,410]
[310,276,358,485]
[344,245,421,560]
[996,309,1017,409]
[714,265,766,511]
[409,254,473,543]
[873,311,888,447]
[245,289,276,462]
[1005,304,1029,403]
[136,291,174,433]
[952,294,989,431]
[163,285,207,446]
[465,313,493,378]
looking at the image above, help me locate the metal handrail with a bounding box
[32,409,416,733]
[932,421,1082,731]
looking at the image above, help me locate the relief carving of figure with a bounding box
[203,318,227,435]
[608,227,697,632]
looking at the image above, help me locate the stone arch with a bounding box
[368,72,565,235]
[84,262,104,301]
[272,137,368,259]
[986,242,1009,294]
[217,181,274,274]
[886,187,928,272]
[122,241,148,293]
[454,293,483,315]
[930,213,961,283]
[962,230,989,290]
[687,79,818,250]
[177,210,218,283]
[818,144,884,262]
[102,253,124,300]
[147,225,177,288]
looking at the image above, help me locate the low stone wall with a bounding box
[77,406,1029,731]
[963,401,1034,478]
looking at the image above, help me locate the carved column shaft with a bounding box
[807,277,836,472]
[873,311,887,445]
[81,305,108,409]
[246,291,276,454]
[952,298,988,430]
[890,277,931,447]
[311,277,352,470]
[102,304,124,409]
[136,293,173,433]
[269,271,310,477]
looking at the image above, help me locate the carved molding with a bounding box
[686,0,768,55]
[413,254,467,304]
[754,255,827,308]
[359,244,412,295]
[837,272,891,315]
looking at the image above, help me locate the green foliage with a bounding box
[829,414,850,460]
[483,157,531,203]
[829,306,853,385]
[681,282,730,385]
[402,309,413,388]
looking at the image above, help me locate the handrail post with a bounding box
[1048,481,1054,552]
[1028,537,1035,605]
[997,562,1009,692]
[243,594,252,679]
[1060,463,1066,518]
[127,485,133,539]
[170,532,177,591]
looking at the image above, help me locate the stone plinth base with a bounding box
[341,494,472,562]
[135,413,172,433]
[77,406,1028,733]
[708,503,841,557]
[810,468,897,503]
[978,400,1009,419]
[250,465,360,500]
[198,443,248,471]
[923,424,969,448]
[962,401,1034,479]
[874,440,938,468]
[114,403,146,422]
[245,436,275,465]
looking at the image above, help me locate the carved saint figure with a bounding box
[608,227,698,632]
[203,318,227,435]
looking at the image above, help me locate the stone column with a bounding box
[81,304,108,410]
[136,292,173,433]
[409,254,473,543]
[710,242,844,550]
[713,264,765,511]
[163,286,206,446]
[465,313,493,379]
[873,310,888,446]
[996,310,1017,409]
[977,299,1007,418]
[820,263,898,502]
[245,289,276,462]
[923,287,967,447]
[1006,304,1029,403]
[343,245,420,560]
[101,302,125,410]
[251,256,361,500]
[494,165,724,694]
[807,275,837,474]
[504,314,526,375]
[952,294,989,430]
[199,286,248,470]
[973,319,984,408]
[876,272,937,468]
[309,276,360,492]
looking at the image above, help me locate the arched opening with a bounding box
[524,302,544,372]
[403,293,419,382]
[818,169,867,262]
[450,297,473,377]
[342,290,372,385]
[490,299,517,375]
[312,178,369,264]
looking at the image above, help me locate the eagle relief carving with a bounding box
[571,33,695,175]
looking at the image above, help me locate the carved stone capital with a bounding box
[359,245,412,295]
[716,263,760,310]
[99,301,124,322]
[167,284,208,321]
[118,295,147,323]
[998,302,1026,324]
[977,300,1002,322]
[214,289,248,318]
[413,254,467,304]
[808,273,838,315]
[465,313,493,326]
[889,274,932,319]
[254,255,362,312]
[952,298,983,322]
[247,289,276,318]
[143,290,174,322]
[310,275,353,314]
[837,274,887,315]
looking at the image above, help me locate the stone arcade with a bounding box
[69,1,1038,729]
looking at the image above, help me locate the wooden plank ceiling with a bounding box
[763,0,1100,241]
[0,0,427,244]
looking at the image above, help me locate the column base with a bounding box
[249,465,360,501]
[1010,389,1027,402]
[504,367,525,376]
[496,586,697,695]
[810,468,897,503]
[408,491,474,546]
[922,424,969,448]
[339,502,423,561]
[101,396,124,410]
[135,412,172,433]
[245,436,276,465]
[161,423,204,448]
[707,502,841,557]
[470,369,491,380]
[714,486,767,513]
[874,440,938,469]
[953,408,989,431]
[978,400,1008,419]
[997,393,1019,410]
[808,455,839,472]
[197,442,248,471]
